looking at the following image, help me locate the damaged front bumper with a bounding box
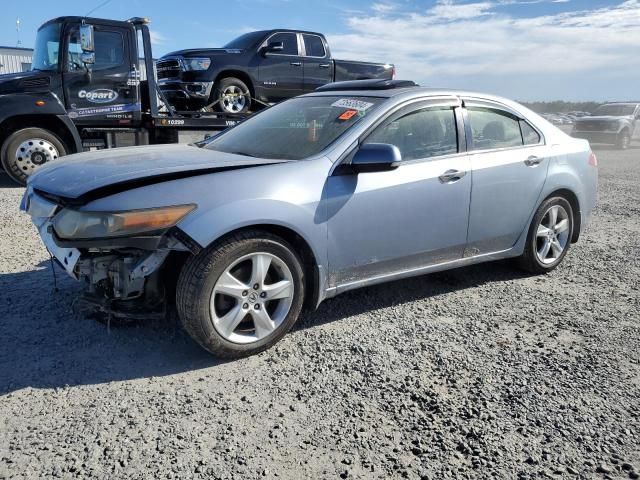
[22,189,194,317]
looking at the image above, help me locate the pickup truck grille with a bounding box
[156,58,181,80]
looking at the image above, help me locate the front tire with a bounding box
[176,230,305,358]
[517,197,574,274]
[1,128,67,185]
[212,77,251,114]
[616,130,631,150]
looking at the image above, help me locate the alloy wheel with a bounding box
[535,205,570,265]
[210,252,294,344]
[221,85,247,113]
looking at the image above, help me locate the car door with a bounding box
[301,33,332,92]
[257,32,304,101]
[62,23,140,126]
[463,100,549,255]
[326,99,471,287]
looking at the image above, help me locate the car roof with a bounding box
[306,85,522,105]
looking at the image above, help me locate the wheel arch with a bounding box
[200,223,323,310]
[543,188,581,243]
[0,114,81,156]
[213,70,255,99]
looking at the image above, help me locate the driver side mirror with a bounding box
[80,24,95,52]
[263,41,284,54]
[80,52,95,64]
[350,143,401,173]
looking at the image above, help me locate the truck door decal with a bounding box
[68,102,141,119]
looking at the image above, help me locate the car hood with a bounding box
[28,144,288,204]
[162,48,244,58]
[0,70,52,95]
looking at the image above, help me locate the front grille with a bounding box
[155,58,181,80]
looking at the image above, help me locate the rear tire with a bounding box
[176,230,305,358]
[212,77,251,114]
[516,196,574,274]
[1,127,67,186]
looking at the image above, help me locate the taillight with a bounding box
[588,151,598,167]
[391,66,396,80]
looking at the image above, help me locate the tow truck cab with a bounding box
[0,16,243,186]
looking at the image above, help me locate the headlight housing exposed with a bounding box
[52,205,196,240]
[182,57,211,71]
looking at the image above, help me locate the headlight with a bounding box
[52,205,196,239]
[182,57,211,71]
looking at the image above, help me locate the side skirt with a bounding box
[324,246,520,299]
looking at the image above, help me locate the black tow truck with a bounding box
[0,16,250,185]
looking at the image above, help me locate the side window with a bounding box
[303,34,326,57]
[467,107,523,151]
[93,31,124,70]
[520,120,541,145]
[268,33,298,55]
[67,29,124,71]
[364,107,458,161]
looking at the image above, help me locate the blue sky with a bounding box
[2,0,639,101]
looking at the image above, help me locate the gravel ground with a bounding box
[1,144,638,480]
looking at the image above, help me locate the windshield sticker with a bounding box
[331,99,374,112]
[338,109,358,121]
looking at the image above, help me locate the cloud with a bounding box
[327,0,640,99]
[149,30,167,46]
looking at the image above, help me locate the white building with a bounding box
[0,46,33,74]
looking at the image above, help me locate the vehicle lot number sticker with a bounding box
[331,99,374,111]
[338,110,358,120]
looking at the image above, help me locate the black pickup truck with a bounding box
[156,30,395,113]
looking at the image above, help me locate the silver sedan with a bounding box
[22,80,598,358]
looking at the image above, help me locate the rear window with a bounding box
[467,108,523,151]
[303,35,326,57]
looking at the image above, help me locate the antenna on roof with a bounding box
[16,18,22,47]
[85,0,113,18]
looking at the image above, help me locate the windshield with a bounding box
[223,31,266,50]
[592,104,636,116]
[31,23,61,71]
[205,96,385,160]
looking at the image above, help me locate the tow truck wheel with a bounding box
[1,128,67,186]
[213,77,251,114]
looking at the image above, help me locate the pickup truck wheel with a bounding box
[213,77,251,114]
[176,230,305,358]
[616,130,631,150]
[1,128,67,186]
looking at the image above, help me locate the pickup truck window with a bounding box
[267,33,299,55]
[303,34,326,58]
[592,104,636,116]
[205,96,385,160]
[224,31,266,50]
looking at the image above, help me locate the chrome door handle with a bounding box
[524,155,543,167]
[439,169,466,183]
[319,63,330,68]
[290,62,302,67]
